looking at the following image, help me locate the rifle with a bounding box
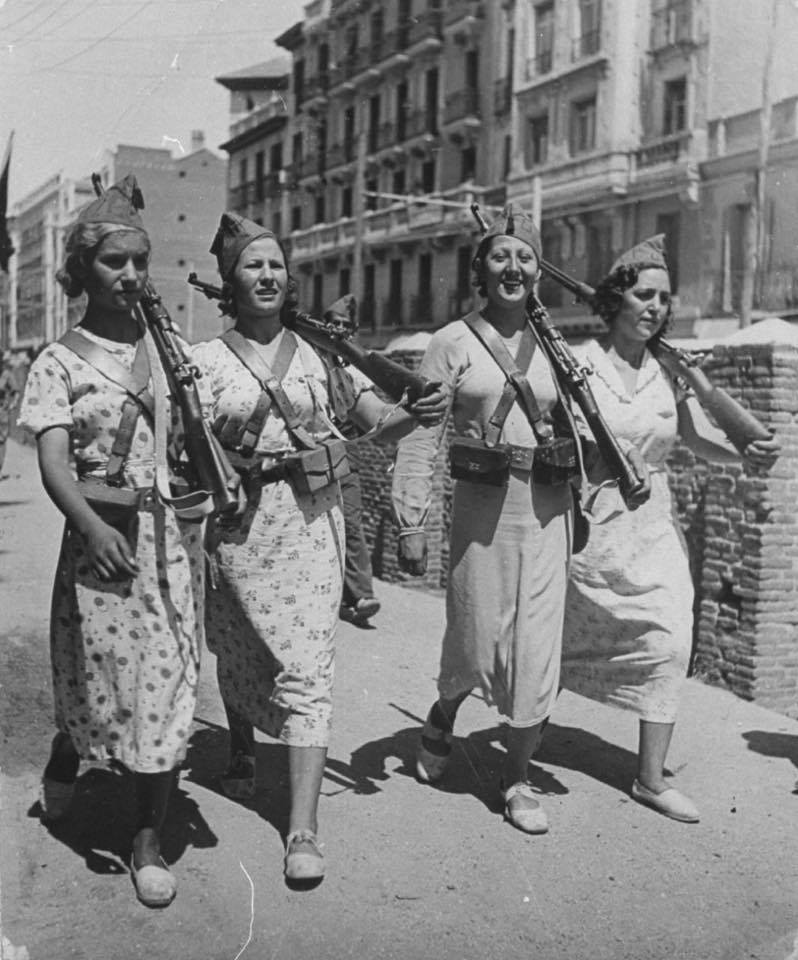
[137,281,241,515]
[470,204,647,507]
[534,254,772,455]
[187,273,435,406]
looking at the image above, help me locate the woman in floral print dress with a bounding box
[560,236,779,823]
[194,213,445,882]
[18,175,206,907]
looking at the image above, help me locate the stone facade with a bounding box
[358,323,798,717]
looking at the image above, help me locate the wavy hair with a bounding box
[592,263,673,339]
[56,222,150,298]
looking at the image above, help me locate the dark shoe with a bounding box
[219,752,256,800]
[501,781,549,834]
[284,830,325,881]
[631,779,700,823]
[416,707,453,784]
[340,597,381,624]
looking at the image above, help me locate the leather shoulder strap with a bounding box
[465,315,552,444]
[220,328,318,450]
[59,329,154,418]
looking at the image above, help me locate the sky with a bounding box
[0,0,307,205]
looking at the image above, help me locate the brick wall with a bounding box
[361,332,798,717]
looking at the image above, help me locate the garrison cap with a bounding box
[78,173,146,231]
[480,204,542,261]
[609,234,669,274]
[210,212,277,279]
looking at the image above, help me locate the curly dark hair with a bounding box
[592,263,673,339]
[218,235,300,322]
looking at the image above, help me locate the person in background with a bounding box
[194,213,446,883]
[559,236,780,823]
[0,348,20,478]
[17,175,207,907]
[338,431,380,626]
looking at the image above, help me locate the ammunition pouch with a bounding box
[449,438,513,487]
[531,437,579,487]
[282,438,351,495]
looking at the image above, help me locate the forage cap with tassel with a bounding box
[609,234,669,275]
[479,204,542,260]
[78,173,146,231]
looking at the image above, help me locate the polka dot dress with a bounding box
[19,329,205,773]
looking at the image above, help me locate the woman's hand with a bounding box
[743,434,780,468]
[83,517,139,581]
[406,381,448,426]
[398,531,428,576]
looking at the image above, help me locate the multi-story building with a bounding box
[509,0,798,332]
[4,135,227,350]
[217,0,798,343]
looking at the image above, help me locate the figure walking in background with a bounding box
[338,433,380,626]
[18,176,207,907]
[0,348,19,478]
[559,236,779,823]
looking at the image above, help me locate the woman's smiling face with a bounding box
[482,235,539,308]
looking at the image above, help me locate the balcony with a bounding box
[494,78,512,117]
[377,121,397,152]
[571,28,601,61]
[445,0,484,28]
[298,154,325,179]
[525,50,553,80]
[226,98,288,142]
[650,1,694,50]
[405,108,439,140]
[303,72,330,105]
[443,88,481,127]
[229,181,255,209]
[406,9,443,51]
[634,131,691,169]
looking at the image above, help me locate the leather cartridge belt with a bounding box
[505,443,536,472]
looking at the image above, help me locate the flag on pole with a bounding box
[0,131,14,273]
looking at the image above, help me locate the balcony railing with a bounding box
[494,77,512,116]
[445,0,484,27]
[634,131,691,168]
[525,50,553,79]
[444,88,481,125]
[229,181,255,208]
[650,1,693,49]
[571,28,601,61]
[303,72,330,101]
[298,154,324,178]
[405,108,439,139]
[377,121,396,152]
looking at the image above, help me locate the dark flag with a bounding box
[0,132,14,273]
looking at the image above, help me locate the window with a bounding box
[392,168,406,195]
[344,107,356,161]
[655,211,680,293]
[417,252,433,322]
[294,59,305,105]
[422,158,435,193]
[397,81,409,141]
[461,145,477,182]
[389,259,404,323]
[398,0,411,48]
[316,119,328,172]
[663,77,687,135]
[526,114,549,167]
[273,211,282,237]
[456,245,472,301]
[503,134,512,179]
[362,263,376,329]
[425,68,439,134]
[365,177,378,211]
[570,96,596,154]
[318,43,329,81]
[371,8,384,51]
[539,225,563,306]
[270,142,283,172]
[534,2,554,75]
[291,205,302,231]
[314,191,326,223]
[574,0,601,59]
[341,185,353,218]
[239,157,248,186]
[368,94,381,153]
[292,132,304,165]
[587,222,613,283]
[255,151,265,201]
[339,267,351,298]
[312,273,323,317]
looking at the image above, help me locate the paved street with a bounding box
[1,436,797,960]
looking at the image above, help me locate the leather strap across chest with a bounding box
[465,314,555,446]
[59,328,154,485]
[220,328,318,452]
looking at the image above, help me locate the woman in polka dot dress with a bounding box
[18,175,205,908]
[195,212,446,884]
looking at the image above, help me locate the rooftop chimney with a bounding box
[190,130,205,153]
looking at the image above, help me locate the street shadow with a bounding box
[741,730,798,793]
[28,764,218,874]
[536,723,641,794]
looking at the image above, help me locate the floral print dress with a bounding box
[18,329,205,774]
[192,331,371,748]
[560,339,693,723]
